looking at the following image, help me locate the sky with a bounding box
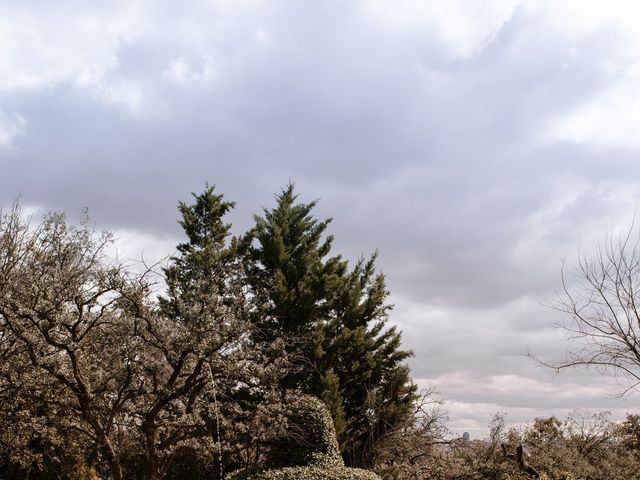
[3,0,640,438]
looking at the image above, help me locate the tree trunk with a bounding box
[501,444,540,479]
[97,432,123,480]
[144,471,162,480]
[143,420,163,480]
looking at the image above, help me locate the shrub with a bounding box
[269,395,343,469]
[229,395,381,480]
[227,465,380,480]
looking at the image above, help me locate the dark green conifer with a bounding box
[160,183,238,320]
[327,255,417,467]
[240,184,417,468]
[239,183,344,390]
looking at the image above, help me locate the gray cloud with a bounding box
[3,0,640,437]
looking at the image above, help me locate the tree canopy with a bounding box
[0,184,418,479]
[240,184,417,467]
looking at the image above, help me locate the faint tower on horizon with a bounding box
[462,431,470,442]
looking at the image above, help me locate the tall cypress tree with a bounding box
[326,255,417,467]
[159,185,289,474]
[160,183,237,320]
[240,184,417,468]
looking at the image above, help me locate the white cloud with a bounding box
[163,55,218,86]
[0,1,148,115]
[548,65,640,147]
[90,78,146,116]
[538,0,640,40]
[358,0,522,60]
[107,228,177,268]
[0,7,126,90]
[531,0,640,148]
[0,111,26,147]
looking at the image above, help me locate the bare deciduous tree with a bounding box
[537,226,640,396]
[501,444,540,478]
[0,200,286,480]
[0,205,135,479]
[370,387,448,480]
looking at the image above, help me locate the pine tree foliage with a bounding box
[160,185,294,475]
[157,185,288,475]
[240,184,417,468]
[326,255,417,467]
[160,183,238,317]
[239,184,343,388]
[240,184,337,340]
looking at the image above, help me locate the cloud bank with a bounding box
[4,0,640,437]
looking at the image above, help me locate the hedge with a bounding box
[227,466,381,480]
[228,395,381,480]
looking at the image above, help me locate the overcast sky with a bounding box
[4,0,640,438]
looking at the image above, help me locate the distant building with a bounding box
[462,432,470,442]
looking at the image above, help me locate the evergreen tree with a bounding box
[160,183,237,318]
[240,184,417,468]
[239,183,346,389]
[327,255,417,467]
[161,186,296,475]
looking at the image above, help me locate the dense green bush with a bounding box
[268,395,343,469]
[229,395,381,480]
